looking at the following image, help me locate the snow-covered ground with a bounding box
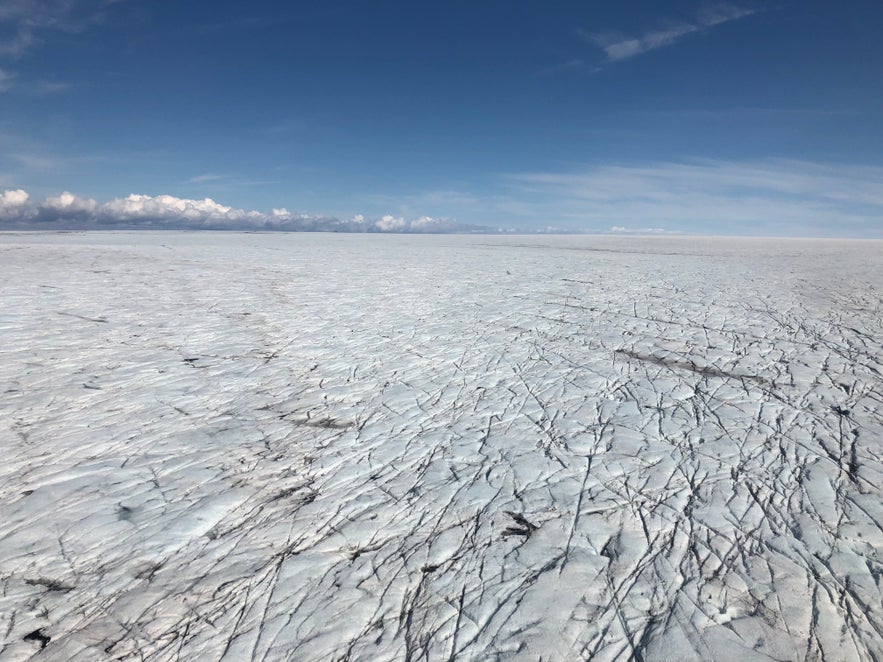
[1,232,881,661]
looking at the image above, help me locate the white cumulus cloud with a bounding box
[102,194,243,225]
[44,191,97,212]
[376,214,407,231]
[0,188,29,207]
[0,188,31,220]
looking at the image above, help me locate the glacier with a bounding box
[1,232,881,661]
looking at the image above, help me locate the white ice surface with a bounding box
[1,232,882,661]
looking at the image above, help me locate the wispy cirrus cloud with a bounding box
[0,0,118,98]
[8,152,62,170]
[27,80,75,95]
[184,173,280,190]
[188,173,227,184]
[582,3,760,63]
[368,189,479,208]
[0,0,117,57]
[0,68,13,91]
[504,159,883,237]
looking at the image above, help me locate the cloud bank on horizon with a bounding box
[0,189,471,233]
[3,156,883,236]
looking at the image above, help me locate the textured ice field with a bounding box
[1,232,882,661]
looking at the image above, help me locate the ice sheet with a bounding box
[1,232,881,660]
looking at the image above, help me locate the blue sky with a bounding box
[1,0,882,235]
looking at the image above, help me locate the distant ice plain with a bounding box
[1,232,881,661]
